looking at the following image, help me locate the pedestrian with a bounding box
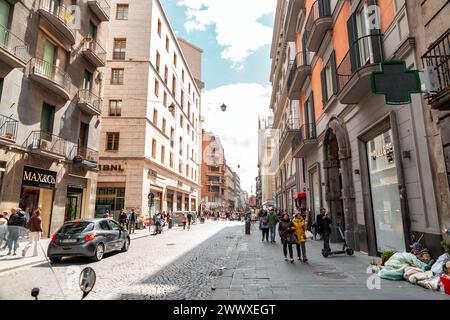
[321,208,332,253]
[119,209,127,228]
[291,210,308,262]
[22,208,43,257]
[6,208,27,255]
[315,208,325,240]
[279,213,295,263]
[167,212,173,229]
[187,212,192,230]
[1,208,15,250]
[128,208,137,234]
[259,211,269,242]
[103,210,110,219]
[268,210,278,243]
[0,212,8,249]
[181,213,187,230]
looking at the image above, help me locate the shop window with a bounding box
[95,187,125,218]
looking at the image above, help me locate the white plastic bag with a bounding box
[305,230,314,240]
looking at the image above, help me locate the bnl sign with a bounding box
[371,61,422,105]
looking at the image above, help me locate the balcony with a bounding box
[279,117,301,157]
[0,114,18,145]
[291,123,318,158]
[38,0,76,45]
[82,38,106,67]
[0,25,31,69]
[337,34,384,104]
[72,145,99,170]
[421,29,450,110]
[284,0,306,42]
[88,0,111,22]
[30,58,72,100]
[24,131,68,160]
[77,89,102,116]
[304,0,332,52]
[287,52,312,99]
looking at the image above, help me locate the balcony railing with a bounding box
[30,58,71,95]
[0,114,18,142]
[287,52,312,97]
[83,39,107,67]
[284,0,306,42]
[0,24,31,66]
[72,145,99,164]
[78,89,102,115]
[88,0,111,21]
[304,0,332,52]
[38,0,76,44]
[280,117,302,142]
[291,123,317,158]
[422,29,450,109]
[24,131,68,158]
[336,34,384,104]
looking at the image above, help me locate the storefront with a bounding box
[20,166,56,237]
[95,186,125,218]
[308,163,322,220]
[149,191,162,217]
[166,190,174,212]
[65,187,83,222]
[365,128,406,253]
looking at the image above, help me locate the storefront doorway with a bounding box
[65,187,83,222]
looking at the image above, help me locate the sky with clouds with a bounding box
[162,0,276,194]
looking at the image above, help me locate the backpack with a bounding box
[11,213,27,227]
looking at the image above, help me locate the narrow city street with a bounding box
[0,220,448,300]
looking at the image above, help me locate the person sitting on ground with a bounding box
[410,242,433,267]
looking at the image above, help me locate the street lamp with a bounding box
[168,103,175,113]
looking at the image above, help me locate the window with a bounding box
[154,79,159,97]
[179,137,183,156]
[182,69,185,82]
[106,132,120,151]
[180,115,184,128]
[162,118,166,134]
[179,162,182,174]
[173,52,177,67]
[163,91,167,107]
[164,66,168,84]
[113,38,126,60]
[109,100,122,116]
[116,4,129,20]
[320,51,338,104]
[187,102,191,118]
[188,83,191,95]
[156,51,160,72]
[165,36,169,52]
[153,109,158,125]
[111,68,124,84]
[161,145,165,163]
[170,128,174,147]
[186,164,189,177]
[172,75,176,95]
[157,19,162,37]
[180,90,184,109]
[40,102,55,134]
[152,139,157,158]
[169,152,173,168]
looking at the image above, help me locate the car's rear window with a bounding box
[59,222,94,234]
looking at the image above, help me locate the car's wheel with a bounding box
[121,237,130,252]
[49,257,62,264]
[92,243,105,262]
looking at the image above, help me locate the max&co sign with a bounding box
[22,166,57,189]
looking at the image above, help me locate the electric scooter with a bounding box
[321,224,354,257]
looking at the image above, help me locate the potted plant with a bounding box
[381,250,396,266]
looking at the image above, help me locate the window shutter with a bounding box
[347,13,360,72]
[321,68,328,105]
[330,51,339,94]
[319,0,331,17]
[309,94,316,139]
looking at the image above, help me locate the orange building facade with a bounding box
[270,0,444,256]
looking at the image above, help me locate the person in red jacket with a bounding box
[22,208,43,257]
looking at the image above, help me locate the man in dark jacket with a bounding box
[321,208,332,252]
[128,208,137,234]
[6,209,27,255]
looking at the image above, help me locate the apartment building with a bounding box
[201,131,225,212]
[96,0,202,219]
[0,0,109,236]
[257,116,276,208]
[270,0,443,256]
[224,164,236,210]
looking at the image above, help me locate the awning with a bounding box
[293,192,307,199]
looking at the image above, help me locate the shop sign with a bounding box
[22,166,56,189]
[371,142,394,162]
[98,164,125,172]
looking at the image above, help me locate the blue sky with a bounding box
[161,0,276,194]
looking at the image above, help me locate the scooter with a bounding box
[321,225,354,257]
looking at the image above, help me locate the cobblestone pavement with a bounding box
[1,221,449,300]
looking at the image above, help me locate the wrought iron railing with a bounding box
[83,38,106,63]
[78,89,102,114]
[90,0,111,19]
[39,0,76,30]
[0,114,18,141]
[287,51,312,91]
[0,24,31,63]
[30,58,72,92]
[24,130,68,157]
[337,34,383,92]
[304,0,331,43]
[421,29,450,102]
[280,117,302,144]
[291,123,317,151]
[72,145,99,163]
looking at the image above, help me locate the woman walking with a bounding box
[278,213,295,263]
[291,211,308,262]
[119,209,127,228]
[181,213,187,230]
[259,211,269,242]
[22,208,43,257]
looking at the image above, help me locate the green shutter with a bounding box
[43,40,55,78]
[321,68,328,104]
[347,13,360,72]
[40,103,55,134]
[0,0,11,47]
[330,51,339,94]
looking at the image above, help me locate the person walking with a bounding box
[181,213,187,230]
[128,208,137,234]
[0,212,8,249]
[0,208,15,250]
[22,208,43,257]
[167,212,173,229]
[186,212,192,230]
[6,209,27,255]
[268,210,278,243]
[291,211,308,262]
[321,208,332,252]
[278,213,295,263]
[315,208,325,240]
[119,209,127,228]
[259,211,269,242]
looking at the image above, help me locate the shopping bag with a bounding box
[305,230,314,240]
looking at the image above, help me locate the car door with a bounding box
[97,220,114,252]
[107,220,122,250]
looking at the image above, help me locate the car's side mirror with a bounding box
[79,267,96,300]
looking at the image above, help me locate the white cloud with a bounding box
[201,83,272,194]
[177,0,276,68]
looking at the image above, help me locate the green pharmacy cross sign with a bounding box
[371,60,422,105]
